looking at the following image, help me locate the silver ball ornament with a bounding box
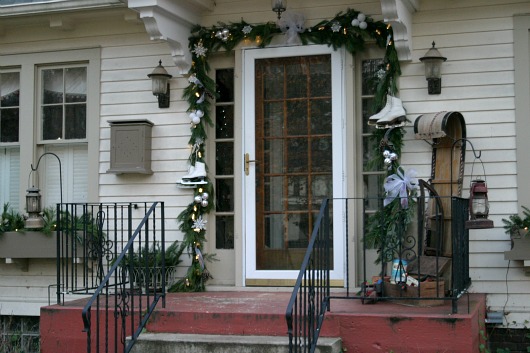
[357,13,366,22]
[383,150,391,158]
[201,192,209,200]
[201,200,209,207]
[192,116,201,125]
[384,158,392,166]
[359,21,368,30]
[389,152,398,161]
[351,19,360,27]
[194,195,202,203]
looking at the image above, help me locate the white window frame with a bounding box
[0,48,100,211]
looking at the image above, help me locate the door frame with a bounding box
[241,44,347,285]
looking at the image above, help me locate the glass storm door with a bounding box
[243,45,345,284]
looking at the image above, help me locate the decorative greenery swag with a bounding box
[170,8,408,292]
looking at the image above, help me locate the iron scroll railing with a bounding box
[285,199,331,353]
[285,196,471,353]
[54,202,166,353]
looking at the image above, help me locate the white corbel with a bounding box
[381,0,419,61]
[128,0,215,74]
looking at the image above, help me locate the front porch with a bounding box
[40,290,486,353]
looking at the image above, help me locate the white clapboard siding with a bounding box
[0,260,56,316]
[399,0,530,323]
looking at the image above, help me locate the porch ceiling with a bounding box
[129,0,416,73]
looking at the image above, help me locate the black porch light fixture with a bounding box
[419,42,447,95]
[147,60,172,108]
[466,179,494,229]
[272,0,286,19]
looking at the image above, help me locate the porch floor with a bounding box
[40,289,486,353]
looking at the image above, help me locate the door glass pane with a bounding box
[264,102,283,137]
[216,69,234,103]
[311,99,332,134]
[255,54,332,271]
[286,101,307,136]
[216,178,234,212]
[216,141,233,175]
[216,216,234,249]
[216,105,234,139]
[263,139,283,174]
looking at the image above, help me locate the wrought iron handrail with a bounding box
[285,199,331,353]
[285,195,471,353]
[77,201,165,353]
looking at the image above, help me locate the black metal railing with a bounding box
[285,200,331,353]
[54,202,166,353]
[286,193,471,353]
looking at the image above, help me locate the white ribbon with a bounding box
[278,12,305,45]
[383,168,419,209]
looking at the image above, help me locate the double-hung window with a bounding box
[0,48,99,212]
[38,65,89,206]
[0,70,21,210]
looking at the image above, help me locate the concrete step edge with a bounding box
[132,333,341,347]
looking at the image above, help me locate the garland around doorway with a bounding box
[170,8,404,292]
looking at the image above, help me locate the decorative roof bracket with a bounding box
[128,0,215,74]
[381,0,419,61]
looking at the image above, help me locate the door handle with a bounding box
[244,153,258,176]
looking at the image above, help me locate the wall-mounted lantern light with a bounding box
[466,179,494,229]
[147,60,172,108]
[419,42,447,95]
[272,0,286,19]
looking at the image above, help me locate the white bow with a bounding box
[383,168,419,209]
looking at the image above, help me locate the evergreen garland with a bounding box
[170,8,404,292]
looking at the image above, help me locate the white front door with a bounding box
[242,45,346,285]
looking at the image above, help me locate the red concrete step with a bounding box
[40,291,487,353]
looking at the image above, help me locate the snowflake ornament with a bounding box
[331,21,341,33]
[242,25,253,35]
[192,42,208,57]
[192,216,207,231]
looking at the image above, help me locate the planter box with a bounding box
[0,231,58,259]
[504,235,530,261]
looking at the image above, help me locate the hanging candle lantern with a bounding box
[465,179,494,229]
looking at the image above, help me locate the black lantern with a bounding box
[466,179,494,229]
[25,186,44,229]
[147,60,172,108]
[419,42,447,95]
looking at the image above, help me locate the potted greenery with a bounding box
[120,241,184,292]
[502,206,530,238]
[0,203,25,235]
[503,206,530,262]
